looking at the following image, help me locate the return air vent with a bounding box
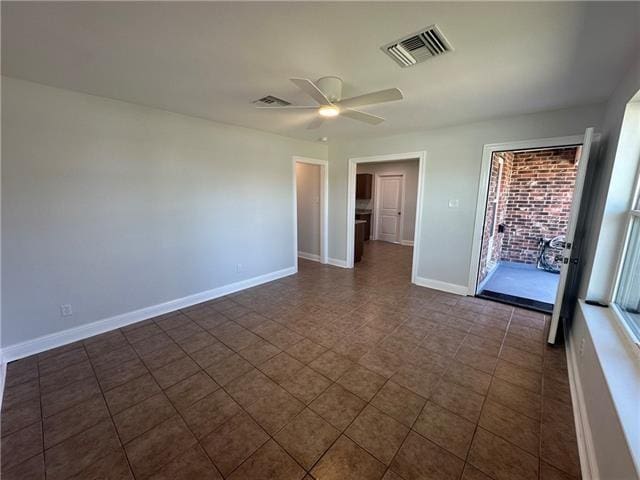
[383,25,453,68]
[253,95,291,106]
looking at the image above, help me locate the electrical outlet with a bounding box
[60,304,73,317]
[448,199,459,209]
[579,337,586,357]
[236,263,243,273]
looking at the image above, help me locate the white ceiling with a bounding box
[2,2,638,141]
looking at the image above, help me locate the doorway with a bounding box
[293,156,328,268]
[346,151,425,282]
[469,130,595,334]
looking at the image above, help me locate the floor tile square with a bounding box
[479,400,540,456]
[286,338,327,364]
[370,381,425,427]
[430,379,485,423]
[113,392,176,443]
[413,401,476,459]
[147,445,222,480]
[205,353,253,386]
[259,352,305,383]
[311,435,386,480]
[309,383,367,431]
[124,415,197,478]
[310,350,354,381]
[103,373,161,415]
[345,405,409,465]
[246,386,304,435]
[181,389,241,439]
[390,431,464,480]
[151,356,200,389]
[468,428,539,480]
[275,408,340,469]
[201,412,269,477]
[337,365,387,401]
[280,366,332,404]
[165,371,219,412]
[43,395,110,448]
[228,439,305,480]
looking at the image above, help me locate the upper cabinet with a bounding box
[356,173,373,199]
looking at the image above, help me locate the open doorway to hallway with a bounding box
[351,158,420,281]
[294,156,328,267]
[476,146,582,312]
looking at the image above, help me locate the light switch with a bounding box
[448,199,460,209]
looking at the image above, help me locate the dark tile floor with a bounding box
[1,241,581,479]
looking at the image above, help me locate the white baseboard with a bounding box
[327,257,349,268]
[400,240,414,246]
[413,276,469,296]
[298,251,321,263]
[565,324,598,480]
[0,266,296,363]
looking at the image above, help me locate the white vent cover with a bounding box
[253,95,291,106]
[382,25,453,68]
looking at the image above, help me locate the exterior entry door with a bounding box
[548,127,594,344]
[376,175,403,243]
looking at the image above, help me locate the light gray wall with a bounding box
[328,104,605,288]
[296,162,321,257]
[1,77,327,347]
[568,57,640,480]
[356,160,419,243]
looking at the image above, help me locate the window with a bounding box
[613,175,640,341]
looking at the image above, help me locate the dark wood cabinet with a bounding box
[355,213,371,241]
[356,174,372,199]
[354,221,366,263]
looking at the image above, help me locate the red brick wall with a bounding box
[478,147,578,283]
[478,152,513,283]
[501,147,578,264]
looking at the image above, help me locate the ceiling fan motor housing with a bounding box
[316,76,343,103]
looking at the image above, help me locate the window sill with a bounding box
[575,299,640,476]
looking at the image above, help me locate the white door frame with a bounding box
[467,134,587,295]
[293,156,329,269]
[346,151,426,284]
[373,172,406,243]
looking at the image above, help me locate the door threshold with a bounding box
[477,290,553,314]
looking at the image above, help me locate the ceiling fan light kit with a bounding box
[256,76,404,129]
[318,106,339,117]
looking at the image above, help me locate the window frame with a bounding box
[610,164,640,350]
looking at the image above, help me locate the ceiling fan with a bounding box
[256,77,403,129]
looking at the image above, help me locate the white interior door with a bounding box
[548,127,594,344]
[376,175,403,243]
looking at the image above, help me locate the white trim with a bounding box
[413,276,469,296]
[0,266,296,363]
[298,251,321,262]
[327,257,349,268]
[0,362,6,412]
[347,151,426,286]
[468,134,586,295]
[293,156,329,267]
[565,319,598,480]
[400,240,414,247]
[373,172,405,244]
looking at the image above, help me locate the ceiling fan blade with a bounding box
[340,109,384,125]
[336,88,403,109]
[290,78,331,105]
[255,106,318,109]
[307,116,324,129]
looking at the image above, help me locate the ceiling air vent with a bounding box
[383,25,453,68]
[253,95,291,106]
